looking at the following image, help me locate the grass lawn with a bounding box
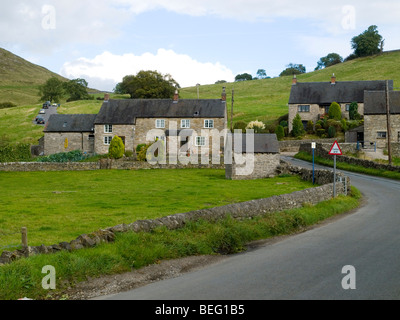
[0,168,315,252]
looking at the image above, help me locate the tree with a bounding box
[292,114,305,137]
[275,125,285,141]
[108,136,125,159]
[38,77,64,103]
[279,63,306,77]
[351,25,383,58]
[349,102,360,120]
[115,70,180,99]
[256,69,267,79]
[328,102,342,120]
[235,73,253,82]
[63,78,91,102]
[315,53,343,70]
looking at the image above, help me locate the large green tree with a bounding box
[115,70,180,99]
[235,73,253,81]
[38,77,64,103]
[63,78,91,102]
[315,53,343,70]
[351,25,383,58]
[279,63,306,77]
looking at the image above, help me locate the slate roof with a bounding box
[94,99,226,125]
[364,90,400,114]
[233,133,279,154]
[44,114,96,132]
[289,80,393,105]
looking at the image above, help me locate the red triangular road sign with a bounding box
[329,140,342,155]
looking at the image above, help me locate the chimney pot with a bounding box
[104,93,110,101]
[292,75,297,85]
[173,90,179,103]
[221,87,227,102]
[331,73,336,85]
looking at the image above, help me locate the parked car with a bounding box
[39,109,45,114]
[43,101,51,109]
[36,117,45,124]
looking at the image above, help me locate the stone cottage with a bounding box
[225,133,280,180]
[43,90,228,156]
[288,74,392,132]
[363,90,400,148]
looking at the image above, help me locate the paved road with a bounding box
[32,105,57,126]
[96,157,400,300]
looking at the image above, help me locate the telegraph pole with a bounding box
[231,87,234,132]
[386,80,392,165]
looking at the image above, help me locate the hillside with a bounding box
[179,50,400,125]
[0,49,400,145]
[0,48,68,106]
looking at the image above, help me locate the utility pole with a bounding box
[231,87,234,132]
[386,80,392,165]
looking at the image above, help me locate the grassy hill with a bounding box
[0,48,69,106]
[1,49,400,145]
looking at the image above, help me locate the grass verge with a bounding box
[294,151,400,180]
[0,187,361,300]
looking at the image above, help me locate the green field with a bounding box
[0,169,315,252]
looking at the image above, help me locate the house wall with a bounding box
[94,124,134,155]
[288,103,365,132]
[44,132,94,155]
[364,114,400,148]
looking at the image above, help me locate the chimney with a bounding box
[104,93,110,102]
[221,87,227,102]
[292,74,297,85]
[331,73,336,85]
[173,90,179,103]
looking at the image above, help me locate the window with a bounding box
[345,104,351,112]
[195,136,206,146]
[104,124,113,133]
[298,105,310,113]
[104,136,112,145]
[88,134,95,140]
[377,131,387,139]
[156,119,165,128]
[204,119,214,128]
[181,119,190,128]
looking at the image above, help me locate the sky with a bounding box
[1,1,400,92]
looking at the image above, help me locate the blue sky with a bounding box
[1,1,400,91]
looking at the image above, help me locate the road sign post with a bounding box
[329,141,342,198]
[311,142,316,184]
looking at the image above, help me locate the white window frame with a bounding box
[377,131,387,139]
[298,105,310,113]
[204,119,214,128]
[195,136,206,147]
[104,136,113,145]
[156,119,166,128]
[181,119,190,128]
[104,124,113,133]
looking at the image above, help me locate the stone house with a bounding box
[43,114,97,155]
[225,133,280,180]
[288,74,392,132]
[43,90,228,156]
[363,90,400,148]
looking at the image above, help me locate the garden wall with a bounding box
[279,138,340,153]
[0,160,350,265]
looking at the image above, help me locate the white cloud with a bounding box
[60,49,235,91]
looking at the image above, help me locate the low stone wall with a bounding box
[0,160,350,265]
[299,142,400,173]
[0,160,225,172]
[279,138,341,153]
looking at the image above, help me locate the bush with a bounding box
[279,120,288,128]
[0,143,32,162]
[36,150,87,163]
[306,120,314,134]
[0,102,17,109]
[233,121,247,133]
[137,143,152,161]
[246,120,266,133]
[108,136,125,159]
[292,114,305,137]
[275,125,285,141]
[328,126,337,138]
[328,102,342,120]
[316,129,326,137]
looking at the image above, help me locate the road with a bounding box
[95,157,400,300]
[32,105,57,126]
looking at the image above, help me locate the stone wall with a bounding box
[225,153,281,180]
[279,138,340,153]
[364,114,400,149]
[44,132,94,156]
[0,160,351,265]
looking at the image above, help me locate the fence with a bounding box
[356,141,377,152]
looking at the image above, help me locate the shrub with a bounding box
[246,120,266,133]
[36,150,87,163]
[137,143,152,161]
[279,120,288,128]
[328,102,342,120]
[306,120,314,134]
[136,144,147,153]
[326,119,343,133]
[108,136,125,159]
[0,143,32,162]
[233,121,247,133]
[0,102,17,109]
[275,125,285,141]
[316,129,326,137]
[292,114,305,137]
[328,126,336,138]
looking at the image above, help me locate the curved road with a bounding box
[96,157,400,300]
